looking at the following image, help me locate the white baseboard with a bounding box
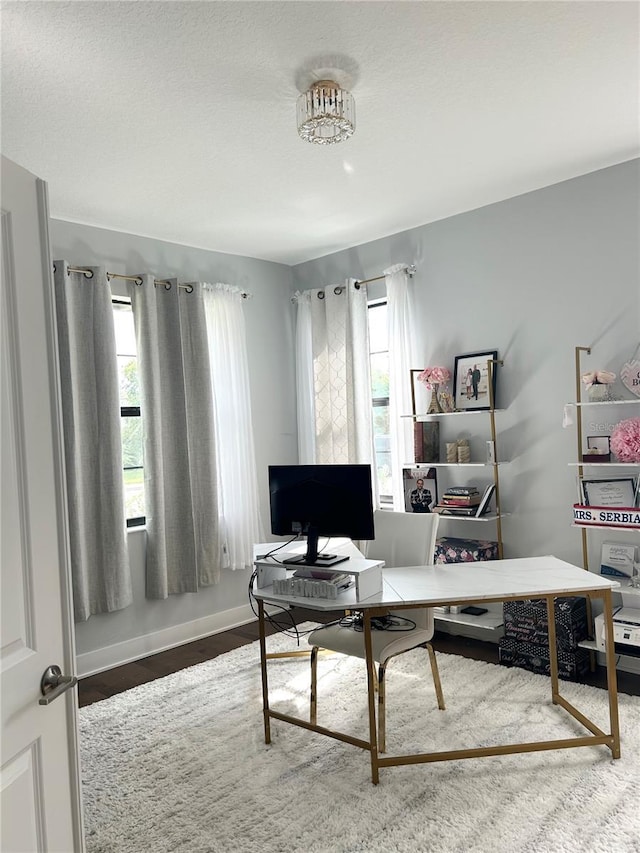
[76,603,258,678]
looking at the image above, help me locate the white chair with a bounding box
[308,509,445,752]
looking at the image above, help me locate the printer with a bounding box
[595,608,640,658]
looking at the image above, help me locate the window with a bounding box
[113,299,145,526]
[367,300,392,503]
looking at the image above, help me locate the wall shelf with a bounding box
[404,359,507,642]
[406,358,506,556]
[568,462,640,467]
[404,462,507,468]
[567,345,640,672]
[402,410,505,420]
[435,604,504,631]
[567,399,639,408]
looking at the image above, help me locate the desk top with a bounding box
[251,554,620,612]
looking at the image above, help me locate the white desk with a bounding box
[252,554,621,784]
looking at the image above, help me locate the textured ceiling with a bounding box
[1,1,638,265]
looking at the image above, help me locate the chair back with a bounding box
[365,510,439,632]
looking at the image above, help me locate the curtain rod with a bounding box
[55,265,249,298]
[354,264,416,289]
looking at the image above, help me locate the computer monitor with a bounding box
[268,464,375,566]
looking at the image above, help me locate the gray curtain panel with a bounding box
[53,262,132,622]
[129,276,220,598]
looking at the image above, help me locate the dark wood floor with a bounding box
[78,608,640,707]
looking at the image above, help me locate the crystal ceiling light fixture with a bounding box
[297,79,355,145]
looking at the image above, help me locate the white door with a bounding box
[1,157,83,851]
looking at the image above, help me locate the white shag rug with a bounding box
[79,629,640,853]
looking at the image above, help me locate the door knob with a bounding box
[39,664,78,705]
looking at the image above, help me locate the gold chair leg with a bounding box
[378,662,386,753]
[310,646,319,725]
[427,643,445,710]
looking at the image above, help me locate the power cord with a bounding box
[335,612,417,632]
[256,534,300,563]
[257,535,335,564]
[247,558,345,645]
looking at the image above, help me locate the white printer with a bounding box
[595,608,640,657]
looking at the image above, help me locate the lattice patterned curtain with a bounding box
[294,280,373,467]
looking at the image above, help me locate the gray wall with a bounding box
[53,159,639,672]
[293,160,639,570]
[50,221,298,671]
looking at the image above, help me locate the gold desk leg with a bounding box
[257,599,271,744]
[546,595,559,704]
[602,588,621,758]
[363,610,380,784]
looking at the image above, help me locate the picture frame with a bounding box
[475,483,496,517]
[583,435,611,462]
[581,477,638,508]
[403,467,438,513]
[587,436,611,453]
[409,369,430,417]
[453,350,499,411]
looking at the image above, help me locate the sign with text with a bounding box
[573,504,640,530]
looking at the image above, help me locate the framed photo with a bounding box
[586,436,610,454]
[403,467,438,513]
[475,483,496,517]
[409,369,430,417]
[453,351,499,411]
[581,477,637,508]
[583,435,611,462]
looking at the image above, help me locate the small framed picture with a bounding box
[581,477,637,508]
[403,467,438,513]
[453,351,499,411]
[409,369,430,417]
[583,435,611,462]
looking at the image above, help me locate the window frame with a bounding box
[367,298,393,506]
[112,296,145,528]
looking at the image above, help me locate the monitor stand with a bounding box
[282,527,350,567]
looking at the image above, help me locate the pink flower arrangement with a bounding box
[610,417,640,464]
[581,369,616,389]
[417,366,451,389]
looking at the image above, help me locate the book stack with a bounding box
[434,484,495,518]
[436,486,481,516]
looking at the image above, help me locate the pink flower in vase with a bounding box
[418,366,451,389]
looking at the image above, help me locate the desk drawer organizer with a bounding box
[499,596,589,681]
[434,537,499,564]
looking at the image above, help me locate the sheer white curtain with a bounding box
[385,264,418,511]
[203,283,264,570]
[53,262,132,621]
[294,280,373,467]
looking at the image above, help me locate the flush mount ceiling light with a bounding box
[297,79,355,145]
